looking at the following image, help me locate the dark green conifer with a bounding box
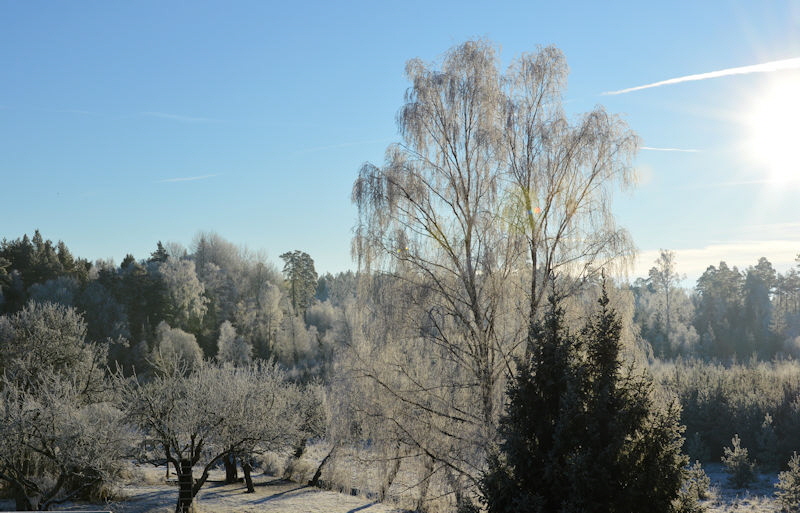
[483,281,688,513]
[148,241,169,263]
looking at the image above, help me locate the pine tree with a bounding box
[482,282,688,513]
[776,452,800,512]
[721,434,755,488]
[148,241,169,263]
[280,250,318,318]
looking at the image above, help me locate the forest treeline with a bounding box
[0,231,354,378]
[633,250,800,361]
[3,233,798,368]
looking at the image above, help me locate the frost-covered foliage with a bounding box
[0,302,105,389]
[232,281,282,359]
[0,372,128,510]
[154,257,208,332]
[0,302,127,510]
[776,452,800,512]
[118,361,310,513]
[276,315,315,366]
[722,434,756,488]
[28,276,80,307]
[632,277,699,358]
[216,320,252,366]
[150,321,203,374]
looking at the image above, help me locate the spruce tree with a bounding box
[481,288,581,512]
[483,282,688,513]
[148,241,170,263]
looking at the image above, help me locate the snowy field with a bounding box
[0,464,406,513]
[0,461,789,512]
[703,463,781,513]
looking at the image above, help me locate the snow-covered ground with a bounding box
[704,463,780,513]
[0,461,787,512]
[0,464,407,513]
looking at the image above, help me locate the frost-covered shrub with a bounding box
[653,358,800,465]
[722,434,756,488]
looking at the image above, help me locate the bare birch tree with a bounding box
[349,40,637,493]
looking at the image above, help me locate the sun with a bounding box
[746,74,800,185]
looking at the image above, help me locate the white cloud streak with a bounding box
[141,111,219,123]
[55,109,97,115]
[296,137,394,154]
[641,146,700,153]
[603,57,800,95]
[157,174,218,183]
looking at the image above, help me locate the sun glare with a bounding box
[746,75,800,185]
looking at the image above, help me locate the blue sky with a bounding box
[1,1,799,282]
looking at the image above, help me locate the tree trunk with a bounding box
[309,445,336,488]
[242,459,255,493]
[176,458,195,513]
[416,455,435,513]
[165,447,171,481]
[12,482,34,511]
[379,444,402,502]
[284,438,308,479]
[293,437,307,459]
[224,451,238,483]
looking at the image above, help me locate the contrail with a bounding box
[603,57,800,95]
[641,146,700,153]
[141,111,219,123]
[157,174,218,183]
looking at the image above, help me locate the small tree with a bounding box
[119,361,307,513]
[0,302,126,510]
[216,320,252,367]
[673,461,710,513]
[0,371,128,510]
[755,413,779,471]
[776,452,800,512]
[150,321,204,374]
[482,283,688,512]
[722,434,756,488]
